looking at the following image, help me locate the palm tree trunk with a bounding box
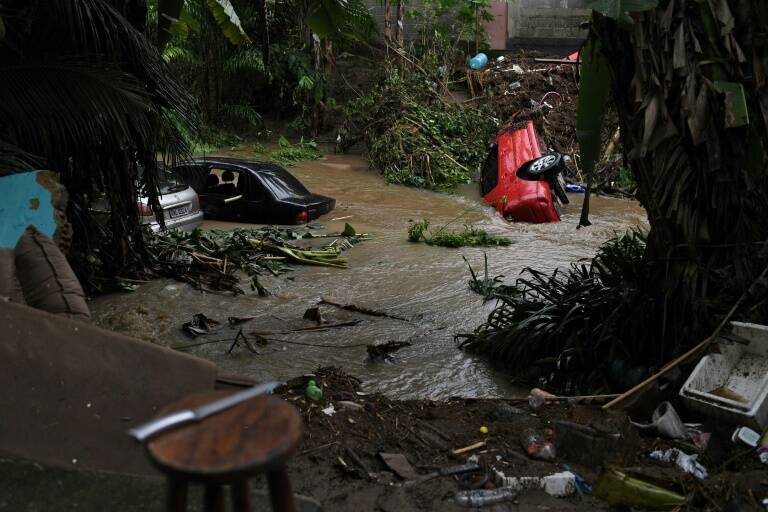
[384,0,393,46]
[396,0,405,48]
[590,1,768,346]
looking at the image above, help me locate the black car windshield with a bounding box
[260,170,310,200]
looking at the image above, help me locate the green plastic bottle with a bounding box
[306,379,323,401]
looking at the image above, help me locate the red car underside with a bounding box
[482,121,560,223]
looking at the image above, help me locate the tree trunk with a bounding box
[591,1,768,348]
[384,0,393,46]
[396,0,405,48]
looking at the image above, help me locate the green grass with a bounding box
[254,137,323,167]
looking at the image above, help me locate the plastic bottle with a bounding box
[452,487,516,507]
[469,53,488,70]
[732,426,760,447]
[495,470,576,497]
[305,379,323,401]
[519,428,556,460]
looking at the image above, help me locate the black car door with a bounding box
[239,171,273,223]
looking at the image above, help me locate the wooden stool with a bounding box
[146,391,302,512]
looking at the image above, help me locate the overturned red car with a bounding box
[480,121,568,223]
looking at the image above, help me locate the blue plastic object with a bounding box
[469,53,488,70]
[565,183,586,193]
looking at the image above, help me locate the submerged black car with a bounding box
[170,157,335,224]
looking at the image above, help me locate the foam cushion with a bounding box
[14,226,90,321]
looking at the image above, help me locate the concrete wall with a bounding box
[365,0,589,49]
[510,0,589,42]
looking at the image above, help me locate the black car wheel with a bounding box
[516,153,563,181]
[528,154,560,176]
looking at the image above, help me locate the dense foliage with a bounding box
[341,37,498,190]
[0,0,197,289]
[458,230,655,394]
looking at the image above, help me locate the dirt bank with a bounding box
[264,368,766,511]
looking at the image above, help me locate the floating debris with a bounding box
[145,226,370,295]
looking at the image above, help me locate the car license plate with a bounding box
[168,205,190,219]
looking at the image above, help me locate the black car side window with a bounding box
[206,168,242,197]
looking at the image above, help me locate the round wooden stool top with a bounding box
[146,391,302,483]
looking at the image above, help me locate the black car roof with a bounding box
[179,157,291,175]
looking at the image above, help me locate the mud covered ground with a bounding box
[252,368,768,511]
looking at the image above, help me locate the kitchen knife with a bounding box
[128,381,281,442]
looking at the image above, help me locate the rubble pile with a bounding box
[470,50,625,190]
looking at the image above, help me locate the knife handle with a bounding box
[128,410,196,443]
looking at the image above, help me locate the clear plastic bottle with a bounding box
[519,428,556,460]
[452,488,516,507]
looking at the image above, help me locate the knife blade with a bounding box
[128,381,281,442]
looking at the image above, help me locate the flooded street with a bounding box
[90,153,647,399]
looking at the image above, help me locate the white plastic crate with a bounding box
[679,322,768,430]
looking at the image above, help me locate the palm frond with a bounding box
[0,141,44,175]
[0,61,156,163]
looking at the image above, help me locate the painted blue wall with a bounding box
[0,171,57,249]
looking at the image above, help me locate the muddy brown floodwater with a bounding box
[90,153,647,399]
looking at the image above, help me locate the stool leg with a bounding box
[231,480,252,512]
[166,477,188,512]
[267,468,295,512]
[203,484,225,512]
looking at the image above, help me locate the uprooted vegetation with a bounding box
[407,219,511,248]
[341,65,497,191]
[143,225,370,295]
[457,230,659,395]
[339,45,626,193]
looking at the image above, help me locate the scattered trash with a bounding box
[468,52,488,70]
[321,404,336,416]
[182,313,221,337]
[565,183,586,193]
[519,428,556,461]
[452,487,516,507]
[732,426,761,447]
[336,400,364,411]
[633,401,689,439]
[560,464,592,495]
[479,426,489,435]
[649,448,708,479]
[593,467,686,510]
[452,441,486,455]
[379,453,419,480]
[306,380,323,401]
[494,469,577,497]
[679,322,768,430]
[366,340,412,361]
